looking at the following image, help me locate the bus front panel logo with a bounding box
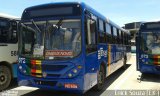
[98,48,107,59]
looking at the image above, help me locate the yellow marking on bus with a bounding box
[36,70,42,73]
[36,75,42,78]
[36,63,41,65]
[36,60,42,75]
[36,60,41,64]
[108,45,111,75]
[153,62,160,65]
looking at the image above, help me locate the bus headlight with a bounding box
[63,65,82,78]
[42,72,47,78]
[67,68,80,78]
[77,65,82,69]
[68,73,73,77]
[19,66,22,70]
[73,69,78,73]
[23,70,27,74]
[145,62,148,64]
[141,59,149,64]
[142,59,145,63]
[18,65,27,75]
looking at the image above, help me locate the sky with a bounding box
[0,0,160,26]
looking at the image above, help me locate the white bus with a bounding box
[0,13,19,91]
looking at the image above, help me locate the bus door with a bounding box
[136,32,140,70]
[137,31,151,70]
[112,36,116,64]
[85,14,98,87]
[115,37,119,62]
[111,27,117,65]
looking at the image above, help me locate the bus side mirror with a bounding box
[136,35,140,46]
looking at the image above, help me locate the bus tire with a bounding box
[122,57,127,69]
[94,65,105,91]
[0,65,11,91]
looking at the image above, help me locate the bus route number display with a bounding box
[146,23,160,29]
[45,50,73,57]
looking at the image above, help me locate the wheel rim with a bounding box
[98,68,105,86]
[98,72,102,84]
[0,73,7,85]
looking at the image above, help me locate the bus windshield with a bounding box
[140,31,160,54]
[20,19,81,60]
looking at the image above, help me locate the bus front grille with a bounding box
[42,65,68,72]
[34,79,57,86]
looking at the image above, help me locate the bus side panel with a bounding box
[109,44,124,75]
[108,44,115,75]
[84,51,98,91]
[127,45,132,61]
[136,36,140,71]
[0,44,18,64]
[139,64,160,74]
[0,43,18,76]
[112,45,125,73]
[84,44,108,91]
[12,63,18,78]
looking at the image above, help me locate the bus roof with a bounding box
[141,21,160,25]
[0,13,20,20]
[23,2,128,33]
[139,21,160,31]
[80,2,129,33]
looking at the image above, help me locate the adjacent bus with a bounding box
[136,21,160,74]
[18,2,131,93]
[0,13,19,90]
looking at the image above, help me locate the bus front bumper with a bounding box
[140,64,160,74]
[18,73,85,93]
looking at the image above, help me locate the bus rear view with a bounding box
[136,22,160,74]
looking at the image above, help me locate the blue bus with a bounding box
[18,2,131,93]
[136,21,160,74]
[0,14,19,91]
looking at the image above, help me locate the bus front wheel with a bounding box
[94,65,105,91]
[0,65,11,91]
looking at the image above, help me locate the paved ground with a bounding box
[107,54,160,90]
[1,54,160,96]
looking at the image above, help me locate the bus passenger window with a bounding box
[113,27,117,44]
[119,30,122,44]
[121,31,124,44]
[111,26,115,44]
[10,21,18,43]
[117,29,120,44]
[0,20,18,43]
[106,23,111,34]
[98,19,106,43]
[0,19,9,43]
[86,19,96,45]
[106,23,111,43]
[86,18,97,53]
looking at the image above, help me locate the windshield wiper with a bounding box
[152,31,158,39]
[46,18,64,50]
[50,18,64,30]
[31,19,42,33]
[31,19,45,46]
[56,18,64,29]
[20,22,36,33]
